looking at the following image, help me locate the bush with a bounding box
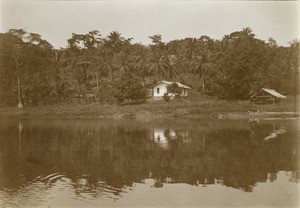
[167,83,182,97]
[163,93,170,102]
[114,74,147,104]
[174,94,182,100]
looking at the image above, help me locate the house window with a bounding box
[157,87,160,94]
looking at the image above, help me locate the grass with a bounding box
[0,90,298,119]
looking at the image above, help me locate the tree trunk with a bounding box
[294,68,298,116]
[13,45,23,109]
[109,67,115,83]
[17,76,23,109]
[96,72,99,93]
[55,52,60,95]
[111,52,116,83]
[142,76,145,87]
[54,67,60,96]
[18,122,23,153]
[201,74,206,92]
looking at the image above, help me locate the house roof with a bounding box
[262,88,286,99]
[250,88,286,99]
[153,80,191,89]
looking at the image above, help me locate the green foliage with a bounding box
[114,74,147,104]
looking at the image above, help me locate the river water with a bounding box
[0,118,299,207]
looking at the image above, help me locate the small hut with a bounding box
[250,88,286,105]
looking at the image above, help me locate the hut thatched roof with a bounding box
[250,88,286,99]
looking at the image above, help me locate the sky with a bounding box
[0,0,299,48]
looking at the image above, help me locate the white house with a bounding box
[152,81,191,98]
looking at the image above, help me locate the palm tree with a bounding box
[89,53,109,93]
[149,51,177,80]
[149,34,168,55]
[131,45,149,86]
[103,31,125,82]
[184,38,200,59]
[106,31,125,54]
[240,27,255,39]
[115,51,134,75]
[227,27,255,47]
[191,53,213,92]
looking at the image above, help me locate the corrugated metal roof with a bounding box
[158,80,191,89]
[262,88,286,99]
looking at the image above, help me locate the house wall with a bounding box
[153,83,168,97]
[153,83,189,97]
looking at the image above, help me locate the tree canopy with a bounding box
[0,27,298,106]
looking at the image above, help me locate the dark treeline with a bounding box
[0,28,298,106]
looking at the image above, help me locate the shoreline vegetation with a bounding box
[1,92,298,120]
[1,29,299,118]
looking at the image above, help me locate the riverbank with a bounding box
[0,93,298,120]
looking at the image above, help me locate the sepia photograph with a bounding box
[0,0,299,207]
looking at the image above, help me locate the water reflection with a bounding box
[263,124,286,141]
[0,118,299,206]
[152,129,190,149]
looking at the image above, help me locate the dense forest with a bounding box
[0,28,299,107]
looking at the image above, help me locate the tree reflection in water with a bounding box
[0,118,298,197]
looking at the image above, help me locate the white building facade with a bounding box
[152,81,191,98]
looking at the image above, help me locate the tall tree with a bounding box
[103,31,127,82]
[148,34,177,80]
[183,38,200,59]
[131,44,150,86]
